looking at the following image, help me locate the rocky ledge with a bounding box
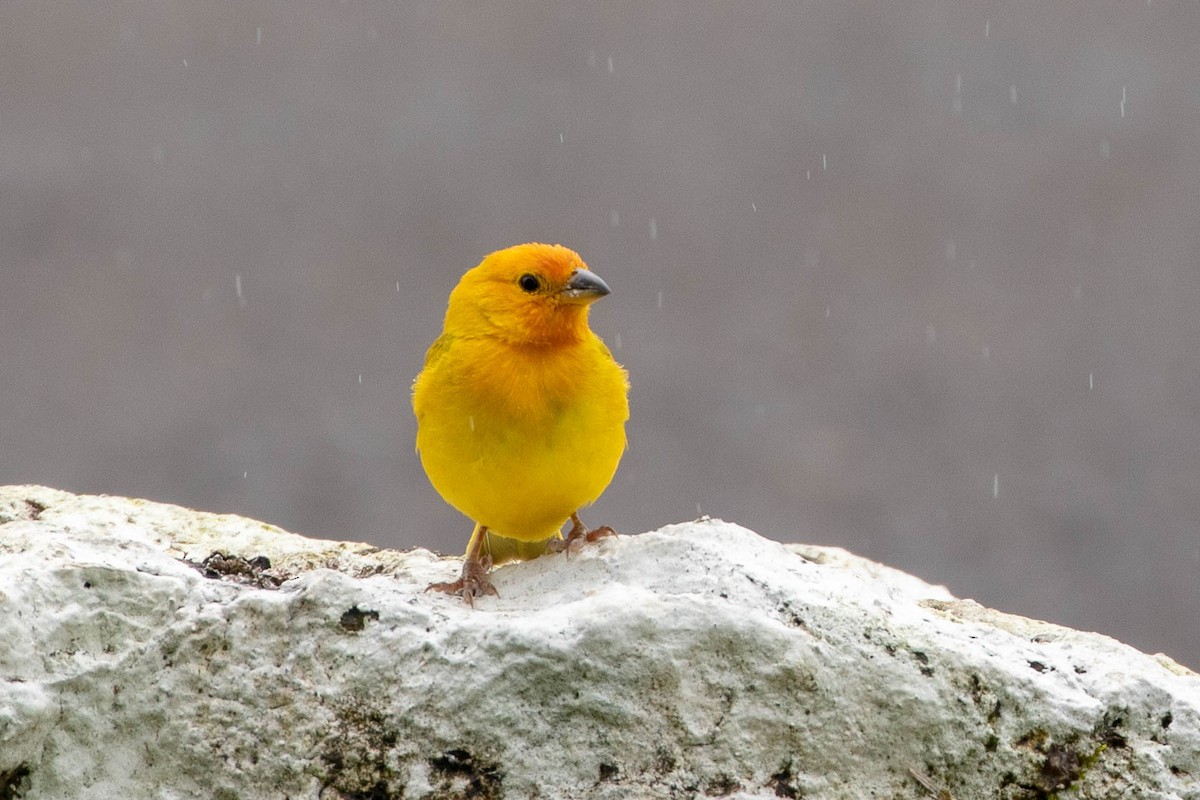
[0,485,1196,799]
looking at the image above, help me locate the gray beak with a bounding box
[562,269,612,301]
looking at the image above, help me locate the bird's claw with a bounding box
[547,515,618,558]
[425,555,498,606]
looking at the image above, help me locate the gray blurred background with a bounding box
[3,3,1198,667]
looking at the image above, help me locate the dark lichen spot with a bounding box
[912,650,934,676]
[984,734,999,752]
[1028,660,1047,673]
[186,552,286,589]
[768,762,800,798]
[1096,711,1128,749]
[1037,745,1083,793]
[429,749,503,799]
[340,606,381,632]
[318,701,404,799]
[779,606,806,628]
[0,764,30,800]
[354,563,390,578]
[334,779,394,800]
[24,499,47,520]
[1161,711,1174,730]
[705,773,741,795]
[598,762,618,782]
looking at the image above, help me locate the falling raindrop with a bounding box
[1088,372,1094,391]
[648,218,658,241]
[992,474,1000,498]
[656,290,664,309]
[606,56,613,74]
[984,20,990,38]
[1009,85,1018,105]
[358,375,363,385]
[750,202,757,212]
[559,132,564,143]
[235,274,246,306]
[468,416,476,432]
[614,333,622,350]
[256,26,262,45]
[1120,86,1127,118]
[822,153,827,171]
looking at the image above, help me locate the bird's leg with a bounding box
[425,524,499,606]
[547,512,618,557]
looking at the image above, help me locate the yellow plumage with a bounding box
[413,243,629,599]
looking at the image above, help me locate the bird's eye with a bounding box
[518,274,541,293]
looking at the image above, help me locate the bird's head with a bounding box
[444,243,612,346]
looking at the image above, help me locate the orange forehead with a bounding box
[480,242,587,282]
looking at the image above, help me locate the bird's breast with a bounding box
[413,335,628,540]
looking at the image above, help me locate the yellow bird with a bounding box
[413,243,629,602]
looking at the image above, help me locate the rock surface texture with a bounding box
[0,485,1197,799]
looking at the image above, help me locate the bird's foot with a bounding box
[547,514,618,557]
[425,555,498,606]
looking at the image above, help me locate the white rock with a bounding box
[0,485,1196,799]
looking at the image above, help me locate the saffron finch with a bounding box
[413,243,629,602]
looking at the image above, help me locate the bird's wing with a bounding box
[421,333,455,371]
